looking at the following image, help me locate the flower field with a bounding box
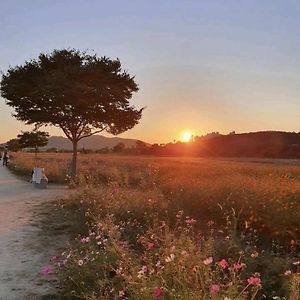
[9,153,300,299]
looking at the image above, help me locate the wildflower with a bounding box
[159,221,166,230]
[170,245,176,252]
[137,265,148,278]
[192,265,199,272]
[80,237,90,243]
[251,251,259,258]
[41,265,52,275]
[247,276,261,286]
[49,255,57,262]
[207,220,215,226]
[118,290,125,297]
[119,241,128,248]
[218,259,228,269]
[181,250,189,257]
[165,254,175,262]
[141,265,148,273]
[284,270,292,276]
[203,256,213,265]
[233,262,245,270]
[153,287,164,298]
[147,242,155,250]
[210,284,220,295]
[176,210,184,219]
[78,259,84,266]
[293,260,300,265]
[185,218,197,225]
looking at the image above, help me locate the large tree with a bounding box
[1,49,143,176]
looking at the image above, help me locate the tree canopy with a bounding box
[17,131,49,149]
[6,138,21,152]
[1,49,143,175]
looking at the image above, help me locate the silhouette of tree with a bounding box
[17,131,49,157]
[1,49,143,176]
[6,138,21,152]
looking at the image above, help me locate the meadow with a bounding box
[9,152,300,299]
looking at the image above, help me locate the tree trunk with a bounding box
[71,140,78,178]
[35,145,38,161]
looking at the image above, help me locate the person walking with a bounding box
[3,151,8,166]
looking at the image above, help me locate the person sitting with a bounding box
[31,167,48,188]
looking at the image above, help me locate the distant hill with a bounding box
[151,131,300,158]
[43,135,148,150]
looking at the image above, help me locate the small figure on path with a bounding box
[2,151,8,166]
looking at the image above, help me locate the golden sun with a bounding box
[182,131,192,142]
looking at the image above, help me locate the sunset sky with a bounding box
[1,0,300,144]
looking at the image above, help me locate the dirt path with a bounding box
[0,166,66,300]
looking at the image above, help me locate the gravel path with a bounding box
[0,166,66,300]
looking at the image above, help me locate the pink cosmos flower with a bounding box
[80,237,90,243]
[185,218,197,225]
[49,255,57,262]
[293,260,300,265]
[207,220,215,226]
[141,265,148,273]
[41,265,52,275]
[218,259,228,269]
[118,290,125,297]
[153,287,164,298]
[233,262,245,270]
[203,256,213,265]
[210,284,220,295]
[181,250,189,257]
[247,276,261,286]
[284,270,292,276]
[147,243,155,250]
[137,265,148,278]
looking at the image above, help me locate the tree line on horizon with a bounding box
[3,130,300,159]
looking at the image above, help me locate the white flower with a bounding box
[165,253,175,262]
[78,259,84,266]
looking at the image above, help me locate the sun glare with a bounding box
[182,131,192,142]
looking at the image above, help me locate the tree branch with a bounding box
[60,126,73,141]
[77,126,108,141]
